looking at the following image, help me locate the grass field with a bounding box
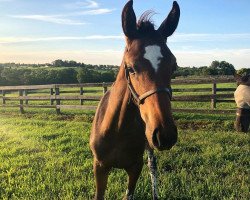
[0,81,249,199]
[0,109,249,200]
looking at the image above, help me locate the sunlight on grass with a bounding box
[0,112,249,199]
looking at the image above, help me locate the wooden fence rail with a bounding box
[0,79,237,114]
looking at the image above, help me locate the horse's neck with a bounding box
[99,66,137,133]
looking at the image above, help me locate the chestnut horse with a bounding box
[90,0,180,199]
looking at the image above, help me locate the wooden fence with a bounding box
[0,78,237,114]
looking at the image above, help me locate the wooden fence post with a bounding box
[211,82,217,109]
[50,88,54,105]
[55,87,60,114]
[19,90,24,114]
[24,89,28,105]
[80,87,84,105]
[2,90,6,105]
[103,82,107,94]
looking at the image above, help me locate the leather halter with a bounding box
[124,64,172,106]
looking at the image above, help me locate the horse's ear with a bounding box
[122,0,138,39]
[158,1,180,39]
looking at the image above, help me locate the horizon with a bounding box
[0,0,250,69]
[0,59,247,71]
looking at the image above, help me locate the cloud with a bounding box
[8,1,114,25]
[9,8,114,25]
[10,14,86,25]
[1,47,249,69]
[1,33,250,68]
[85,0,99,8]
[170,33,250,42]
[69,8,115,16]
[0,49,123,65]
[173,48,250,68]
[64,0,99,9]
[81,35,123,39]
[0,35,124,44]
[3,33,250,44]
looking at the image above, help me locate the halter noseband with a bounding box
[124,64,172,106]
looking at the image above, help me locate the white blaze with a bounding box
[144,45,163,72]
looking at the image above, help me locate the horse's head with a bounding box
[235,73,250,86]
[122,0,180,151]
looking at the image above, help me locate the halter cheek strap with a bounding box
[125,64,172,106]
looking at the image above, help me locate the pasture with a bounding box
[0,81,249,200]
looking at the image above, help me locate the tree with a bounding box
[209,60,220,75]
[208,60,235,75]
[52,59,64,67]
[219,61,235,75]
[68,60,77,67]
[210,60,220,69]
[57,68,77,83]
[1,68,22,85]
[101,71,115,82]
[237,68,250,76]
[77,68,93,83]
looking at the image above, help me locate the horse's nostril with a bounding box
[152,126,178,150]
[152,128,161,148]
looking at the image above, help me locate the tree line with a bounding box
[0,60,117,86]
[173,60,239,77]
[0,60,119,71]
[0,60,249,86]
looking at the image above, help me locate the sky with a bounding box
[0,0,250,69]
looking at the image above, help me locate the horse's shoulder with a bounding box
[97,90,111,113]
[92,89,111,129]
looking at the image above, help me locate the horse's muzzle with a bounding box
[152,126,178,151]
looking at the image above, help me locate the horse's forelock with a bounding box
[137,11,156,36]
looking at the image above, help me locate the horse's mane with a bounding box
[137,11,156,36]
[242,74,250,83]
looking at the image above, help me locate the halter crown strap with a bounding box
[124,64,172,106]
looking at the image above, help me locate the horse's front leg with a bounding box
[123,159,143,200]
[147,148,159,200]
[93,159,110,200]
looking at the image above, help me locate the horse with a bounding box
[234,73,250,133]
[90,1,180,199]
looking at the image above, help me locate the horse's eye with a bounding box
[127,67,135,74]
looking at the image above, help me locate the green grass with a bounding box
[0,82,248,199]
[0,112,94,200]
[0,111,249,200]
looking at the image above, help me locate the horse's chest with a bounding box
[94,132,145,168]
